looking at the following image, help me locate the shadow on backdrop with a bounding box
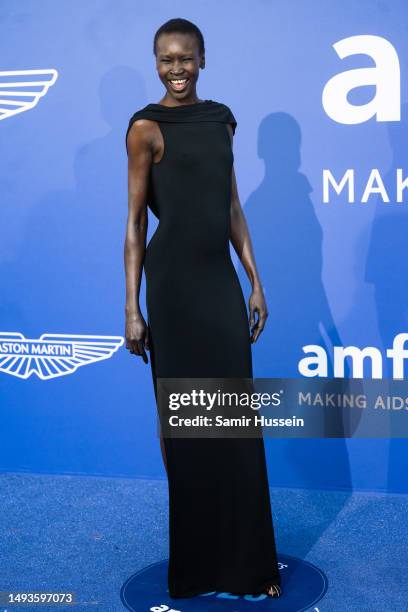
[364,102,408,493]
[237,112,352,556]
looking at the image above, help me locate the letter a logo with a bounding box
[322,35,400,124]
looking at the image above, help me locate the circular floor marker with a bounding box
[120,554,328,611]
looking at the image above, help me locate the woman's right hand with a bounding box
[125,312,150,363]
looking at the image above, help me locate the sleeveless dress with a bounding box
[125,100,281,598]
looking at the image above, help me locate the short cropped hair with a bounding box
[153,18,205,57]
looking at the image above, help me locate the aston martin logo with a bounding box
[0,332,124,380]
[0,69,58,121]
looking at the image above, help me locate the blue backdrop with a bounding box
[1,0,407,492]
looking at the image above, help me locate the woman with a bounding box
[124,17,282,599]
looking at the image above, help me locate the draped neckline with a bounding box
[149,99,212,109]
[125,100,237,152]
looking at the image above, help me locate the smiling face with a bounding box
[155,32,205,104]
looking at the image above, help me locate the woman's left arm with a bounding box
[226,124,268,343]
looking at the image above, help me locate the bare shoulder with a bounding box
[127,118,158,150]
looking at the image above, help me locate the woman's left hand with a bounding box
[248,286,268,343]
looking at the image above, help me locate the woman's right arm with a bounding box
[124,120,153,363]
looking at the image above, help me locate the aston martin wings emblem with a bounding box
[0,69,58,121]
[0,332,124,380]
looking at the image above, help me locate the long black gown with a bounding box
[125,100,281,598]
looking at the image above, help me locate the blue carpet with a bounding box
[0,473,406,611]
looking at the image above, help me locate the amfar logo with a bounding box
[299,333,408,379]
[0,69,58,121]
[0,332,123,380]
